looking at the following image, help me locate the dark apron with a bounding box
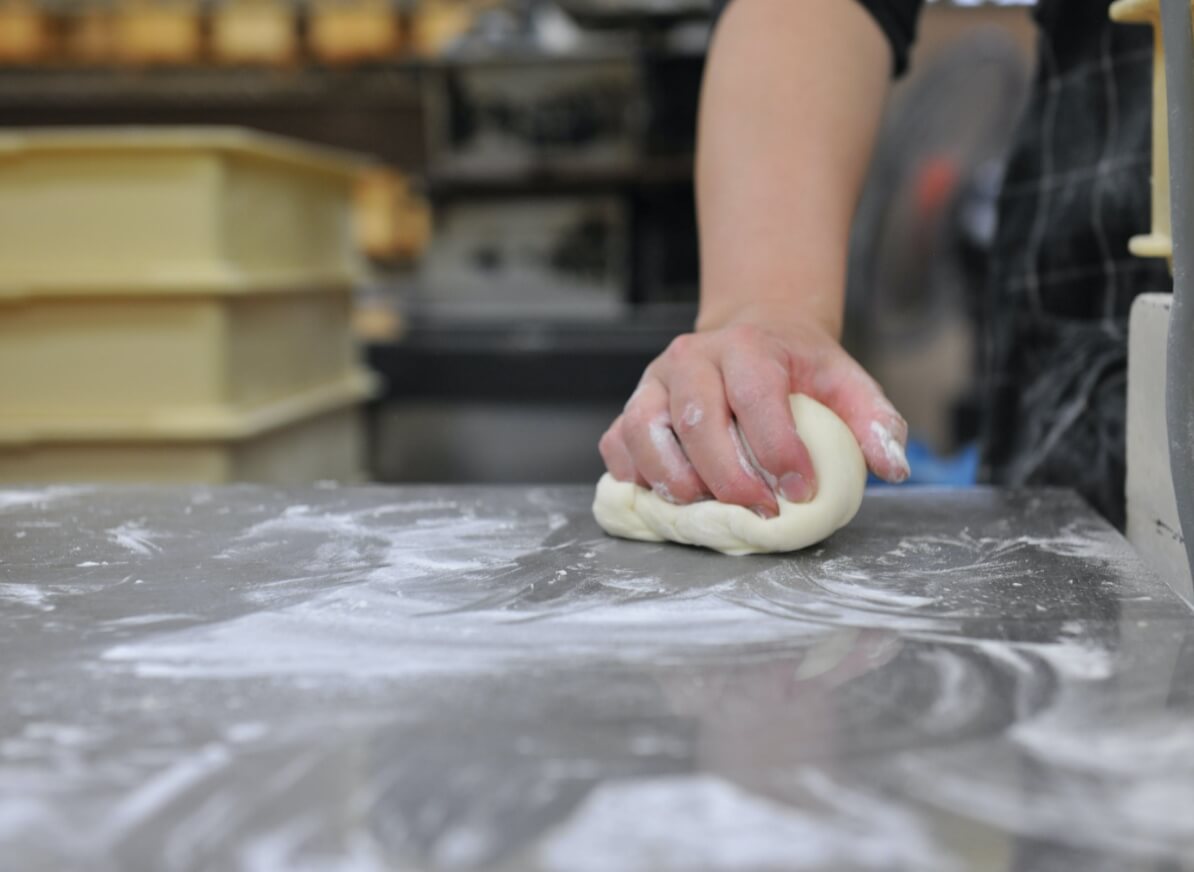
[981,0,1172,528]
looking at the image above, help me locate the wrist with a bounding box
[696,297,843,341]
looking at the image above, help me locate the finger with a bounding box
[668,363,779,517]
[810,356,910,483]
[722,347,817,502]
[598,416,641,484]
[621,378,707,504]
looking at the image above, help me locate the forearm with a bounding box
[695,0,892,338]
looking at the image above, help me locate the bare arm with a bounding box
[600,0,911,516]
[697,0,890,335]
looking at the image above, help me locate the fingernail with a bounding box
[779,472,814,503]
[870,421,911,483]
[889,443,911,483]
[751,503,779,520]
[893,440,910,476]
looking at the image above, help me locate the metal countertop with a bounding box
[2,484,1193,871]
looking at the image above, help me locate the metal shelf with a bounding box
[366,306,693,403]
[426,155,693,197]
[0,65,421,108]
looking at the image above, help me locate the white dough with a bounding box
[592,394,866,556]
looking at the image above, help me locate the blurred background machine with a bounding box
[0,0,1036,486]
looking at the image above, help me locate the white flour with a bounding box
[97,497,1155,684]
[0,486,93,511]
[538,773,951,872]
[4,487,1190,870]
[0,583,53,610]
[106,521,165,557]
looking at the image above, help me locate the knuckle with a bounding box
[598,428,620,456]
[726,378,766,411]
[724,323,764,345]
[664,333,698,360]
[672,400,706,437]
[761,355,790,384]
[622,401,652,432]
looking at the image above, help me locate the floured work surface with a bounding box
[2,485,1193,871]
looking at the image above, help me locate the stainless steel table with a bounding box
[2,485,1193,871]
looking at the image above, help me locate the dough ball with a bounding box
[592,394,866,555]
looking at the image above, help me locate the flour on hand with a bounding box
[592,395,867,556]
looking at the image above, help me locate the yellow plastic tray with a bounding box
[0,378,373,484]
[0,127,367,294]
[0,285,372,426]
[0,405,367,484]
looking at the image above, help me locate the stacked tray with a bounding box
[0,126,376,483]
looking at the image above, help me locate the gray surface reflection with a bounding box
[1,485,1192,870]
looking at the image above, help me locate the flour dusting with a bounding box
[106,522,164,557]
[2,485,1190,870]
[0,486,93,511]
[96,490,1159,682]
[0,584,53,610]
[539,774,950,872]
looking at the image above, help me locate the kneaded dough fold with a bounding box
[592,394,866,555]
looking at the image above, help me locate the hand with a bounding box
[598,308,910,518]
